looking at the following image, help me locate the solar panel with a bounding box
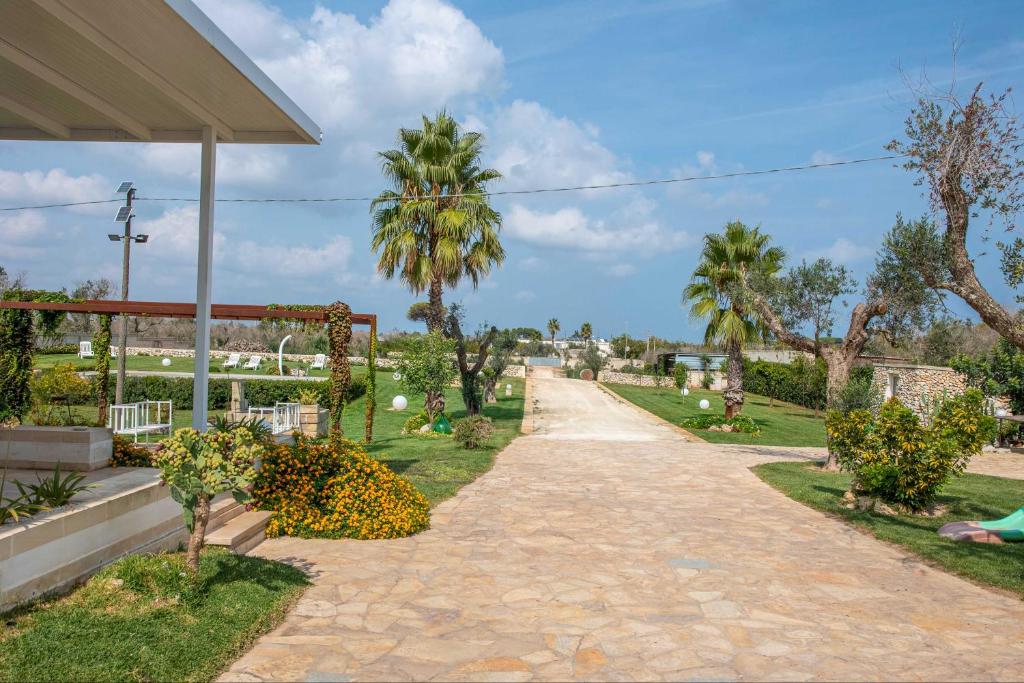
[114,206,133,222]
[116,181,133,194]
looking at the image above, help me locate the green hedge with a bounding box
[742,357,872,411]
[36,343,79,355]
[108,375,366,410]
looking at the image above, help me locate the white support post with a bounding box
[192,125,216,430]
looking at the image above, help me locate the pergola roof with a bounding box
[0,0,321,143]
[0,300,376,326]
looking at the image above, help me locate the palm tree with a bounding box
[371,111,504,333]
[547,318,560,355]
[580,321,593,345]
[683,221,784,418]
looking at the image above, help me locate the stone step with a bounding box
[205,510,272,554]
[207,496,245,531]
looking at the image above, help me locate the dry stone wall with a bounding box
[598,370,725,390]
[871,364,966,416]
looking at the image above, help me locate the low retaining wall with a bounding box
[0,469,186,611]
[121,346,400,369]
[598,370,725,390]
[871,363,1010,416]
[0,426,112,471]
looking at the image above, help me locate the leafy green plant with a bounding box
[1,469,46,523]
[452,415,495,449]
[296,388,319,406]
[397,332,457,423]
[680,413,761,435]
[18,463,93,507]
[825,390,997,510]
[111,435,152,467]
[28,363,93,426]
[402,412,429,434]
[672,363,689,389]
[830,374,882,415]
[154,428,263,571]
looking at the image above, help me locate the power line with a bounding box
[0,153,905,212]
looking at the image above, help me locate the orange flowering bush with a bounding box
[253,435,430,540]
[110,435,153,467]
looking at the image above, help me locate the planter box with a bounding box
[0,426,112,471]
[298,404,328,438]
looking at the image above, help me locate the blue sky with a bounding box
[1,0,1021,340]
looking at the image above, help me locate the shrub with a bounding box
[111,435,153,467]
[452,415,495,449]
[35,343,78,355]
[830,374,883,415]
[680,413,761,435]
[296,388,319,405]
[222,339,268,353]
[253,436,429,540]
[111,375,365,410]
[16,463,93,508]
[403,412,429,434]
[825,390,997,510]
[672,363,688,389]
[29,363,92,425]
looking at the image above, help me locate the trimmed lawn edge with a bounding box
[597,382,705,442]
[752,461,1024,601]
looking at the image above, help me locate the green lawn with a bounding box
[0,549,308,682]
[602,383,826,447]
[33,353,336,377]
[754,461,1024,598]
[339,372,526,504]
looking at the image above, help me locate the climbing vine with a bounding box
[93,314,113,425]
[325,301,352,436]
[365,325,377,442]
[0,289,74,422]
[264,303,323,332]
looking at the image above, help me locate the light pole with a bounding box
[109,181,148,404]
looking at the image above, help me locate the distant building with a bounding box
[530,337,613,356]
[657,352,728,374]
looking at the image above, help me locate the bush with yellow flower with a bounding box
[252,435,430,540]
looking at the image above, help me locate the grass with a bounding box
[40,369,526,506]
[33,353,337,377]
[338,372,526,504]
[602,383,826,447]
[0,548,309,682]
[754,461,1024,598]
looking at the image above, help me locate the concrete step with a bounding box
[205,510,272,554]
[208,496,244,531]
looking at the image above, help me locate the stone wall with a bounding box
[871,364,967,416]
[598,370,725,390]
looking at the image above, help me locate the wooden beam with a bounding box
[0,299,375,326]
[0,93,69,139]
[29,0,236,141]
[0,38,152,141]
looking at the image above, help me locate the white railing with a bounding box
[108,400,173,442]
[247,402,300,435]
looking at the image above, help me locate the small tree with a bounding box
[547,318,560,354]
[484,329,517,403]
[578,344,606,378]
[154,427,263,572]
[580,322,593,345]
[397,331,457,423]
[445,305,497,416]
[672,363,689,390]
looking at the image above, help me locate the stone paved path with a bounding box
[223,378,1024,682]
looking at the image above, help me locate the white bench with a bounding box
[108,400,173,442]
[78,341,94,358]
[248,402,300,435]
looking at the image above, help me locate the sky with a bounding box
[1,0,1022,340]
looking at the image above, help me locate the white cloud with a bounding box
[803,237,873,264]
[0,210,47,243]
[667,152,768,208]
[136,145,289,186]
[519,256,543,270]
[488,100,630,192]
[195,0,504,132]
[504,204,690,252]
[0,169,109,213]
[811,150,841,165]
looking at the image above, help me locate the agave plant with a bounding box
[209,414,273,443]
[19,463,94,508]
[1,468,47,524]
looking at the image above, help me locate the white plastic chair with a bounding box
[222,353,241,369]
[78,341,94,358]
[243,355,262,371]
[310,354,327,370]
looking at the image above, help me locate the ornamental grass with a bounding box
[253,435,430,540]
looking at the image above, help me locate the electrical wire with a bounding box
[0,153,905,212]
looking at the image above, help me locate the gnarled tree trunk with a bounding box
[723,337,744,419]
[484,377,498,403]
[185,493,211,573]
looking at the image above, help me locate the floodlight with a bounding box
[114,206,133,222]
[116,181,134,194]
[108,234,121,241]
[135,234,149,244]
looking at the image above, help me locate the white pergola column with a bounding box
[192,125,216,429]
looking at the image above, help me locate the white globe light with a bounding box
[392,395,408,411]
[681,387,690,397]
[996,408,1009,418]
[699,399,710,410]
[161,358,171,367]
[392,372,402,381]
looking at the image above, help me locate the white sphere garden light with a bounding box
[393,372,401,381]
[699,399,710,410]
[996,408,1009,418]
[161,358,171,367]
[392,395,408,411]
[681,387,689,397]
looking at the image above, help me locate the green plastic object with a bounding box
[978,506,1024,541]
[433,414,452,434]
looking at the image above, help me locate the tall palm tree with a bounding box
[547,318,560,354]
[683,221,784,418]
[371,111,505,333]
[580,321,593,345]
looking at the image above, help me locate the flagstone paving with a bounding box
[223,378,1024,682]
